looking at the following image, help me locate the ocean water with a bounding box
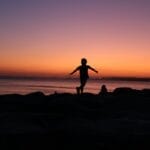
[0,78,149,95]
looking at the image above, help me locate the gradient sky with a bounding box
[0,0,150,78]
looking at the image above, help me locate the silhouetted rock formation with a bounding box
[0,88,150,149]
[99,84,108,96]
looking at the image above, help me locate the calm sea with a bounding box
[0,78,149,95]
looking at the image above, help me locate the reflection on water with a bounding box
[0,78,149,95]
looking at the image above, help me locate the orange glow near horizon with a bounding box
[0,44,150,78]
[0,48,150,78]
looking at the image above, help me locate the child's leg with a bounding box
[80,78,87,94]
[76,87,80,95]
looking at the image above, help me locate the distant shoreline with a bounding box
[0,75,150,82]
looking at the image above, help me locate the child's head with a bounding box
[81,58,87,65]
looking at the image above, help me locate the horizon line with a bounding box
[0,75,150,82]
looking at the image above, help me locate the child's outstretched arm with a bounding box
[70,67,79,75]
[89,66,98,73]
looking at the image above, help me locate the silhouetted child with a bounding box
[70,58,98,94]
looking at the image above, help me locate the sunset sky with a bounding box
[0,0,150,78]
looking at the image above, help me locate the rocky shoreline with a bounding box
[0,87,150,149]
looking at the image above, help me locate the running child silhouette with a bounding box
[70,58,98,94]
